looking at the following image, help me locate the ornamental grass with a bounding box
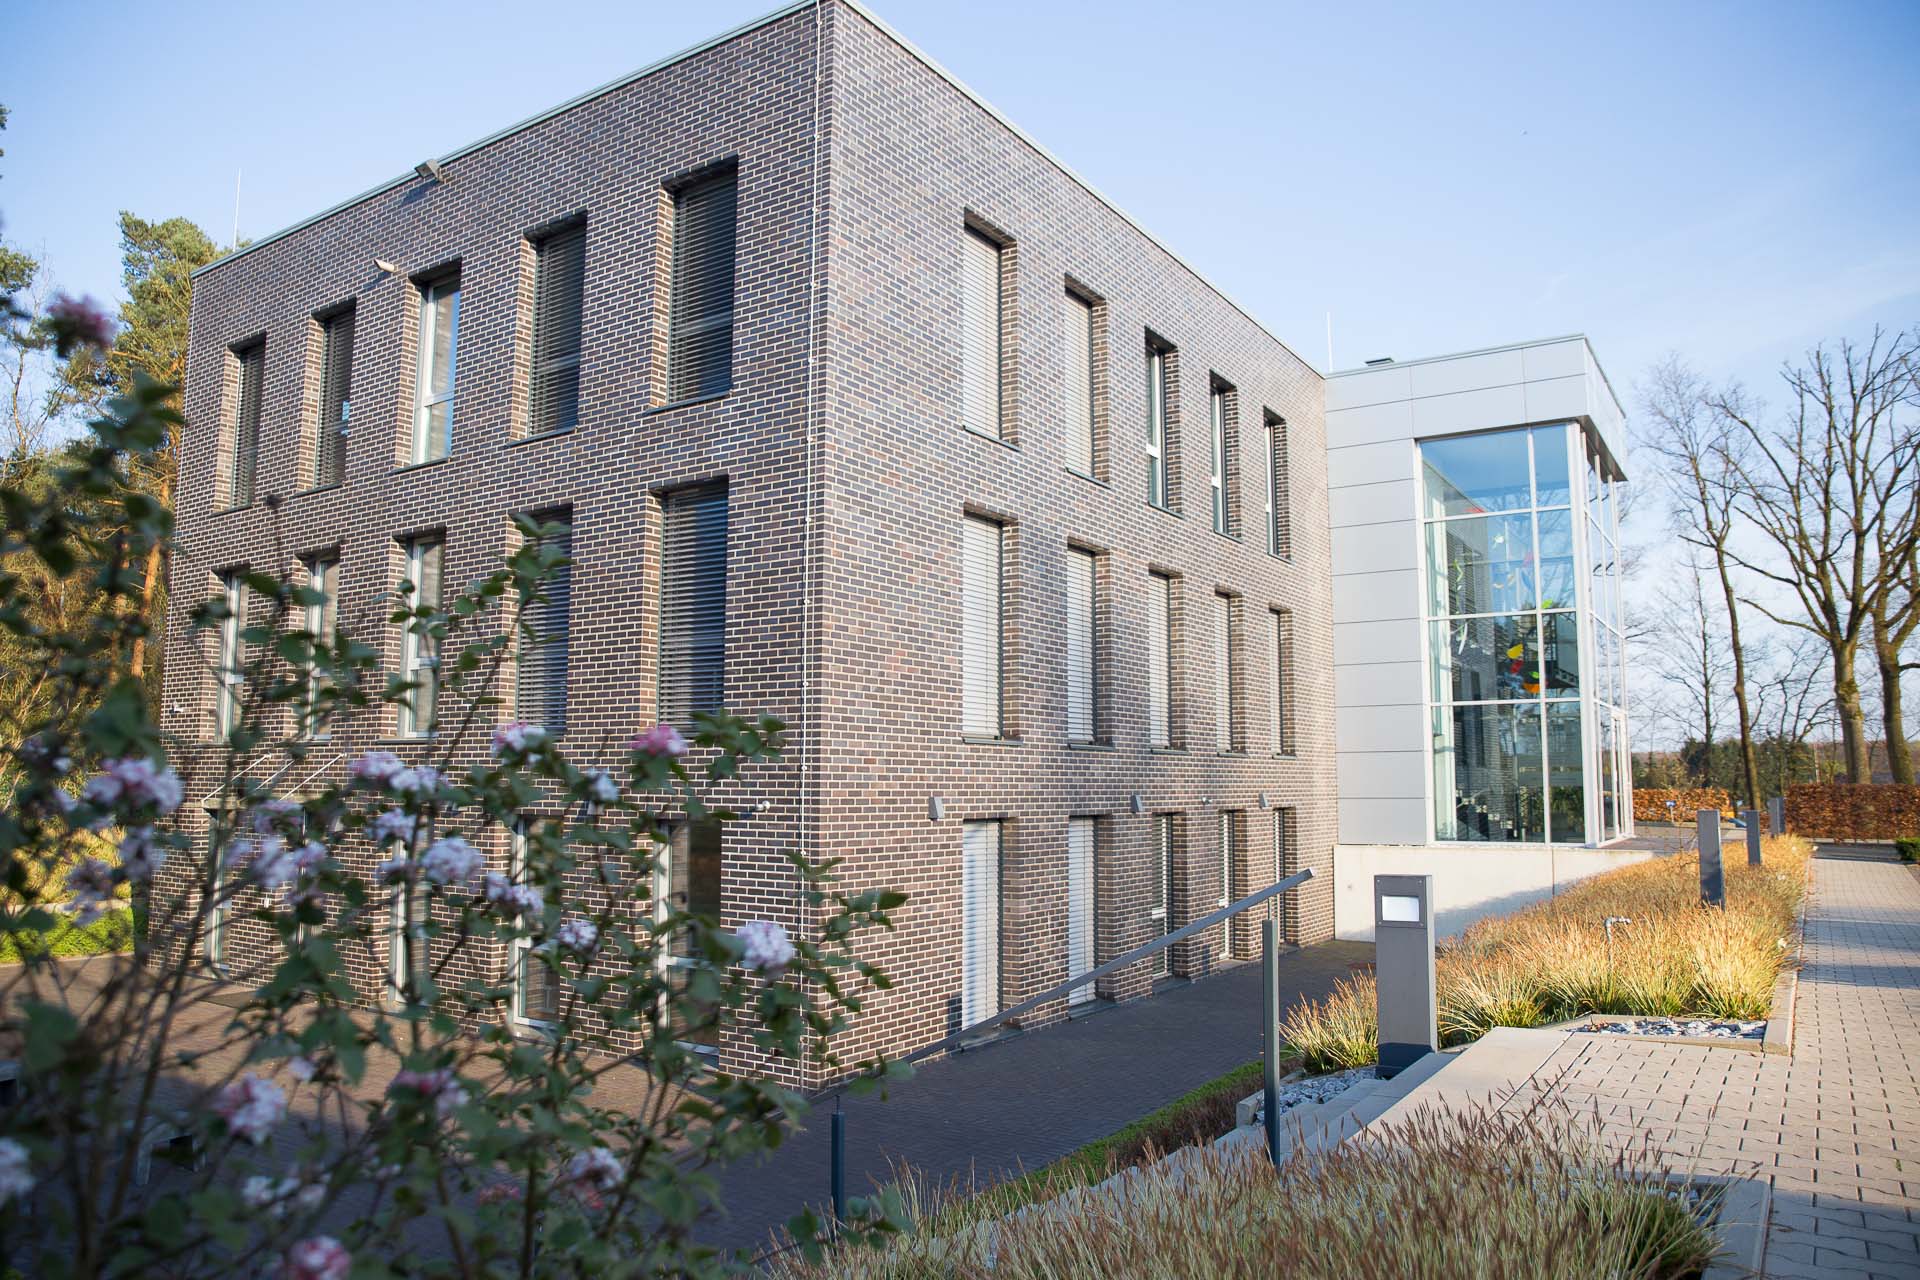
[773,1102,1722,1280]
[1281,836,1810,1069]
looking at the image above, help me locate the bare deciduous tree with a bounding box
[1712,328,1920,784]
[1639,355,1762,806]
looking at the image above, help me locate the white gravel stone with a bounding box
[1579,1017,1766,1041]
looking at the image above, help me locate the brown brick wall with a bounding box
[162,0,1337,1090]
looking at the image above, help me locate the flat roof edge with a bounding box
[1331,332,1626,419]
[191,0,816,279]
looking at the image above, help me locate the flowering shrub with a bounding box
[0,334,908,1276]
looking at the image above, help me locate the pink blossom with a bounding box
[250,798,302,834]
[565,1146,624,1194]
[349,750,405,784]
[0,1138,32,1207]
[118,826,164,882]
[584,769,620,805]
[482,873,543,917]
[19,735,70,775]
[286,1055,319,1083]
[553,917,598,954]
[369,809,416,845]
[83,756,182,816]
[491,721,547,757]
[243,1174,325,1217]
[373,855,413,886]
[46,293,115,357]
[214,1073,288,1144]
[284,1236,350,1280]
[736,920,797,973]
[420,836,481,886]
[388,765,442,795]
[627,723,688,759]
[64,858,116,925]
[388,1067,469,1117]
[245,836,298,890]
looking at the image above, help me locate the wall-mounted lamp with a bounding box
[1128,793,1145,816]
[751,799,773,815]
[1257,792,1271,810]
[928,796,945,822]
[414,159,449,183]
[373,258,402,276]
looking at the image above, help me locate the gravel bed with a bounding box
[1248,1066,1376,1125]
[1579,1017,1766,1041]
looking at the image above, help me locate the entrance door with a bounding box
[960,821,1001,1028]
[1066,818,1095,1006]
[656,819,723,1050]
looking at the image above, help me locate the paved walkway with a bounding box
[1386,847,1920,1278]
[708,938,1371,1252]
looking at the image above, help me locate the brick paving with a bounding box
[1490,847,1920,1278]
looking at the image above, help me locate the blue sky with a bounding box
[6,0,1916,400]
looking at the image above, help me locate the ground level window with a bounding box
[1066,818,1096,1006]
[656,818,723,1050]
[961,821,1002,1027]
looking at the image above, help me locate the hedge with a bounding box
[0,907,138,964]
[1786,784,1920,840]
[1632,787,1732,824]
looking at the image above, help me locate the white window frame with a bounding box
[961,516,1004,739]
[1148,572,1173,749]
[1215,593,1235,753]
[1065,547,1097,744]
[1066,817,1096,1006]
[398,538,441,739]
[215,571,246,739]
[412,274,460,464]
[1151,814,1174,976]
[511,822,558,1031]
[1145,344,1168,510]
[302,556,336,740]
[1064,290,1096,478]
[960,820,1003,1028]
[1209,385,1227,535]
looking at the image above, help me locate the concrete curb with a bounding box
[1701,1172,1773,1280]
[1761,968,1796,1056]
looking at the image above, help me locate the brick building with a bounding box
[168,0,1336,1086]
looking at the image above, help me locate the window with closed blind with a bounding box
[413,272,460,464]
[229,341,264,508]
[1065,547,1097,743]
[960,820,1002,1028]
[658,483,728,727]
[1145,340,1170,510]
[667,172,737,404]
[1066,817,1096,1006]
[516,512,573,736]
[528,222,587,436]
[1265,412,1291,558]
[314,310,352,488]
[1271,607,1295,755]
[1063,289,1095,476]
[960,228,1004,438]
[398,536,444,738]
[961,516,1004,738]
[1147,571,1174,748]
[1214,593,1237,752]
[1219,810,1243,959]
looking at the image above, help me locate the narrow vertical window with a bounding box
[314,310,352,487]
[215,570,247,738]
[230,342,264,507]
[302,555,338,737]
[1147,571,1174,748]
[413,272,460,464]
[1145,342,1168,510]
[961,820,1002,1027]
[1266,413,1291,558]
[528,222,587,436]
[961,515,1004,738]
[1214,593,1236,752]
[1066,817,1096,1006]
[1063,290,1095,476]
[1065,547,1097,743]
[1219,810,1239,959]
[1209,385,1227,534]
[667,172,738,403]
[1272,608,1295,755]
[657,818,724,1050]
[516,512,573,736]
[512,820,560,1028]
[659,483,729,727]
[960,228,1004,439]
[398,536,444,737]
[1151,814,1175,976]
[1218,811,1234,909]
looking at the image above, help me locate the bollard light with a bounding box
[1697,810,1726,907]
[1744,810,1763,866]
[1374,874,1437,1078]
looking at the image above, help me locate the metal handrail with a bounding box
[195,752,295,807]
[898,866,1315,1069]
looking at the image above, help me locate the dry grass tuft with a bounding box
[773,1101,1723,1280]
[1282,836,1811,1057]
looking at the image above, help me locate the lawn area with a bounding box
[0,905,138,963]
[1283,834,1813,1071]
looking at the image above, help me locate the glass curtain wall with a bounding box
[1584,438,1631,840]
[1424,424,1585,843]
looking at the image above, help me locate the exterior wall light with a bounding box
[927,796,945,822]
